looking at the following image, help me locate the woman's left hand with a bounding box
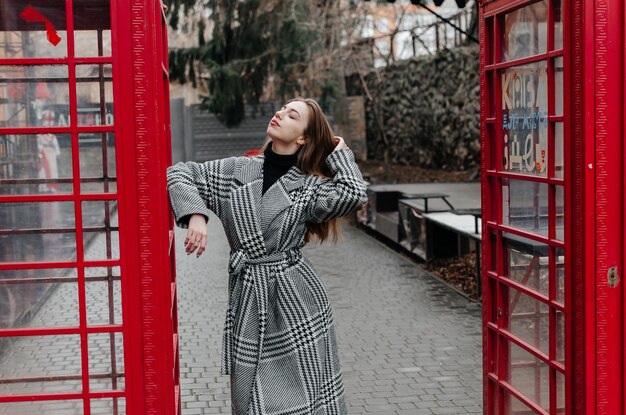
[333,136,348,152]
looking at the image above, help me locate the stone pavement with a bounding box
[175,213,483,414]
[0,210,483,414]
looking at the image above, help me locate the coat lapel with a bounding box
[230,157,266,257]
[260,165,304,233]
[231,155,307,248]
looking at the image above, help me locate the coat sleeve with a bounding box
[166,156,243,228]
[306,148,368,224]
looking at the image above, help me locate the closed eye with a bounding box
[281,106,299,119]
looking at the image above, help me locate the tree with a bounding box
[165,0,355,126]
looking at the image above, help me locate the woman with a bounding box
[166,97,368,414]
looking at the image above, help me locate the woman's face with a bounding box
[266,101,311,147]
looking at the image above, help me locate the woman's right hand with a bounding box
[185,214,208,257]
[333,136,348,152]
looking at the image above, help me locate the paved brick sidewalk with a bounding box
[175,213,483,414]
[0,210,482,414]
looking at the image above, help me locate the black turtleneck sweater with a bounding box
[262,142,299,195]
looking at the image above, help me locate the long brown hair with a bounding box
[260,97,340,244]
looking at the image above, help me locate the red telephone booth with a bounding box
[480,0,625,413]
[0,1,180,414]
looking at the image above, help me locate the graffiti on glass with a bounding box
[501,65,548,176]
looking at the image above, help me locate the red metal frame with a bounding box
[481,0,626,413]
[480,0,571,413]
[589,1,624,413]
[0,0,179,414]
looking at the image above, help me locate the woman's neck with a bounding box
[270,140,300,155]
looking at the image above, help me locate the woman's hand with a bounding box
[185,214,208,257]
[333,136,348,152]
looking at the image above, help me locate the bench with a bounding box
[363,185,483,295]
[399,192,454,212]
[423,212,483,296]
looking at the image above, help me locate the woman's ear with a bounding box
[296,136,307,146]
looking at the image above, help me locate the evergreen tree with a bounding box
[166,0,346,127]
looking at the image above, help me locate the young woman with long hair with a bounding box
[166,97,368,414]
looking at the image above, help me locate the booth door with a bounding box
[0,1,179,414]
[480,1,568,414]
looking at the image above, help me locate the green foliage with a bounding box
[164,0,345,126]
[202,65,245,126]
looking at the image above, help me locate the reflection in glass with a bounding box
[88,332,125,391]
[91,398,126,415]
[0,1,68,58]
[509,390,538,413]
[501,62,548,177]
[0,400,83,415]
[488,331,498,374]
[502,179,549,236]
[79,133,117,193]
[0,202,76,263]
[555,248,565,304]
[0,268,78,329]
[0,134,73,194]
[502,1,548,62]
[556,309,565,363]
[0,66,69,128]
[73,0,112,57]
[86,266,122,326]
[554,0,563,50]
[489,381,499,414]
[555,185,564,241]
[507,285,549,355]
[84,230,120,261]
[0,335,83,395]
[76,64,114,126]
[505,236,549,296]
[554,123,564,179]
[508,341,550,411]
[554,56,564,116]
[75,30,112,57]
[82,200,119,260]
[83,200,118,227]
[556,370,566,412]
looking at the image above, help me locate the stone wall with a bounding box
[346,45,480,171]
[332,96,367,162]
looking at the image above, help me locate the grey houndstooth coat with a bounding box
[166,147,368,415]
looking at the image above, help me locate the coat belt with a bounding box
[221,247,302,376]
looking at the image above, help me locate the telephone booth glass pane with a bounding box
[0,66,70,129]
[85,266,122,326]
[91,398,126,415]
[505,237,549,296]
[508,342,550,411]
[0,2,68,59]
[0,401,84,415]
[0,268,79,329]
[553,123,564,179]
[79,132,117,193]
[0,201,77,262]
[502,180,549,236]
[502,1,548,61]
[0,334,83,394]
[76,64,114,126]
[501,62,548,177]
[554,57,564,116]
[74,0,112,58]
[0,134,74,194]
[553,0,563,50]
[87,332,125,391]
